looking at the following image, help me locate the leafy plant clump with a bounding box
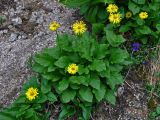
[31,32,130,119]
[0,16,6,25]
[60,0,160,63]
[146,78,160,119]
[0,31,130,119]
[0,77,55,120]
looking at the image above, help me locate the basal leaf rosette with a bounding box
[0,76,57,120]
[32,33,130,119]
[60,0,160,45]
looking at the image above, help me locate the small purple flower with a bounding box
[142,61,148,65]
[132,43,141,52]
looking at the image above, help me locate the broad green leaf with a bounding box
[132,0,145,4]
[136,18,145,25]
[79,104,92,120]
[128,1,140,15]
[105,29,125,47]
[41,80,51,94]
[59,0,90,7]
[46,47,60,59]
[99,70,110,78]
[79,87,93,102]
[78,39,95,61]
[107,72,124,89]
[24,108,35,119]
[69,76,88,86]
[92,0,114,4]
[32,63,46,73]
[156,24,160,30]
[14,95,26,104]
[47,92,57,102]
[42,112,51,120]
[80,4,89,15]
[136,26,152,34]
[61,90,76,103]
[149,2,160,11]
[0,111,17,120]
[89,60,106,72]
[52,75,60,82]
[58,105,76,120]
[58,79,69,92]
[57,34,72,52]
[119,24,130,33]
[78,65,89,75]
[156,106,160,114]
[32,104,41,110]
[105,89,116,105]
[70,84,80,90]
[86,6,98,23]
[95,44,109,59]
[36,94,48,103]
[54,56,71,68]
[102,0,114,3]
[22,77,39,90]
[34,54,52,67]
[19,105,30,113]
[68,54,80,63]
[92,23,104,34]
[119,21,133,33]
[97,7,108,21]
[42,73,60,82]
[93,84,106,102]
[47,66,56,72]
[89,74,100,90]
[109,48,129,64]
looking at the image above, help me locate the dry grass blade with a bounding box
[148,46,160,85]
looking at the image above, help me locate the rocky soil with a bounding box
[0,0,75,106]
[0,0,149,119]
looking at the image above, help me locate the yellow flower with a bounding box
[109,13,121,24]
[72,21,87,35]
[49,21,60,31]
[126,11,132,19]
[139,12,148,19]
[67,64,78,75]
[106,4,118,13]
[26,87,38,101]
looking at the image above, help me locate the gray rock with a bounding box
[0,30,8,35]
[9,8,16,17]
[18,32,28,39]
[29,11,45,24]
[11,17,22,26]
[8,33,18,42]
[117,86,124,96]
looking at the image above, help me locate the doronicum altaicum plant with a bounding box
[60,0,160,64]
[59,0,110,23]
[0,77,56,120]
[31,31,130,119]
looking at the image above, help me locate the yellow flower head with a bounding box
[109,13,121,24]
[49,21,60,31]
[26,87,38,101]
[72,21,87,35]
[139,12,148,19]
[67,64,78,75]
[106,4,118,13]
[126,11,132,19]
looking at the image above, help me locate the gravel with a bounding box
[11,17,22,25]
[8,33,18,42]
[0,0,75,106]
